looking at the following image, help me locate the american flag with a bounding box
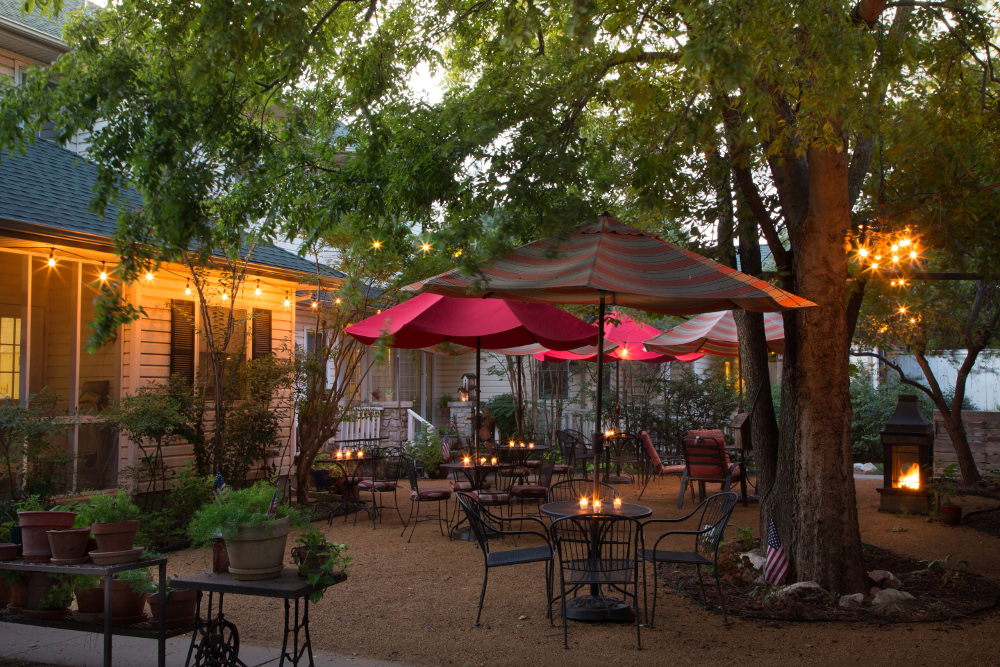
[266,488,280,517]
[764,518,789,586]
[212,470,229,504]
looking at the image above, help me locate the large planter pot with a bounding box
[47,528,93,563]
[149,589,198,629]
[0,543,19,560]
[75,587,104,614]
[0,580,9,609]
[941,504,963,526]
[224,516,291,581]
[16,572,72,614]
[100,580,148,625]
[10,584,27,608]
[91,520,140,553]
[18,511,77,563]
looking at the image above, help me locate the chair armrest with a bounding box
[649,526,725,551]
[495,513,550,534]
[499,528,553,548]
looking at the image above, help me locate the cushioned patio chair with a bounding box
[510,461,556,515]
[401,456,452,542]
[637,430,686,501]
[677,433,742,509]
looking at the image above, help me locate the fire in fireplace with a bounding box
[877,394,933,513]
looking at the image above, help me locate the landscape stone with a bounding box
[838,593,864,608]
[872,588,915,610]
[868,570,902,589]
[775,581,829,603]
[854,462,878,473]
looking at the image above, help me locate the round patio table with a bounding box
[541,501,651,622]
[440,461,514,540]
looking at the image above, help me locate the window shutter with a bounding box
[170,300,196,384]
[252,309,272,359]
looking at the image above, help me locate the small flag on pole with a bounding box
[212,470,229,504]
[266,488,280,517]
[764,518,789,586]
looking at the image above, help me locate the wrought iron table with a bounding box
[170,568,334,667]
[0,556,174,667]
[541,501,651,622]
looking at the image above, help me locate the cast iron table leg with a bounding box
[158,560,167,667]
[280,597,314,666]
[103,571,113,667]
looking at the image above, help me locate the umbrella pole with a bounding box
[594,295,605,501]
[475,336,481,463]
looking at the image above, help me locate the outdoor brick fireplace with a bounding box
[877,394,933,513]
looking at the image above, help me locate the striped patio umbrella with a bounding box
[407,213,814,499]
[643,311,786,357]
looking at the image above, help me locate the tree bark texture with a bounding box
[786,140,867,593]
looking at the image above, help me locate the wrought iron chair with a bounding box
[637,430,686,501]
[677,434,742,508]
[639,491,739,626]
[401,456,452,542]
[550,514,642,650]
[556,429,590,479]
[357,445,405,526]
[510,461,556,515]
[548,479,619,504]
[456,493,554,627]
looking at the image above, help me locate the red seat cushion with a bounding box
[451,480,491,491]
[358,480,397,491]
[640,431,662,469]
[656,464,686,475]
[511,485,548,498]
[552,464,571,473]
[525,460,542,468]
[470,491,510,504]
[412,489,452,501]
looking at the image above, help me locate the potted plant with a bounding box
[404,429,445,479]
[932,464,963,526]
[0,569,26,610]
[0,522,17,560]
[17,496,76,563]
[81,490,142,554]
[101,568,155,625]
[188,482,306,581]
[148,577,198,629]
[73,574,104,621]
[371,388,382,401]
[12,573,74,619]
[290,530,351,602]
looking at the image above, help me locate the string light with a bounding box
[48,248,56,268]
[371,239,382,250]
[185,280,192,296]
[254,280,261,297]
[898,305,907,315]
[99,261,108,282]
[283,292,291,308]
[420,241,432,253]
[145,271,155,282]
[221,292,229,301]
[335,297,341,305]
[311,292,318,308]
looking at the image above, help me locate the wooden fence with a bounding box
[933,410,1000,475]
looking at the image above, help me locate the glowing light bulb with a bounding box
[900,238,911,247]
[909,250,917,259]
[890,243,898,252]
[891,255,899,263]
[858,248,869,258]
[899,306,907,314]
[47,249,56,268]
[185,284,192,296]
[311,300,318,309]
[371,240,381,250]
[910,317,916,323]
[254,281,261,296]
[283,292,291,308]
[145,271,154,282]
[335,298,341,305]
[421,242,432,253]
[99,263,108,282]
[870,262,879,270]
[874,254,882,261]
[221,293,228,301]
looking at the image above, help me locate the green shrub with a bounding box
[403,429,443,476]
[78,490,142,525]
[187,482,306,544]
[483,394,518,442]
[116,567,156,595]
[136,462,213,550]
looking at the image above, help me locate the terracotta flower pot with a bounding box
[18,511,77,563]
[224,516,291,581]
[100,579,148,621]
[0,543,19,560]
[149,589,198,628]
[75,587,104,614]
[91,520,140,553]
[10,584,28,608]
[25,572,70,611]
[47,528,93,561]
[0,580,9,609]
[941,504,963,526]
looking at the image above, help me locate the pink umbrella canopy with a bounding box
[643,311,785,357]
[345,293,599,351]
[532,311,702,363]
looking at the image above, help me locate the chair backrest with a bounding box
[404,456,420,492]
[681,435,728,481]
[562,428,586,444]
[550,514,640,579]
[639,431,662,469]
[691,492,739,555]
[548,479,619,503]
[456,492,501,553]
[536,461,556,488]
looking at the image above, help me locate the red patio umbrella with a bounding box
[642,310,785,357]
[407,214,814,500]
[345,293,600,458]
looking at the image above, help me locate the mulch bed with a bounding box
[963,508,1000,537]
[660,543,999,623]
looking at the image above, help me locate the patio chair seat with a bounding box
[358,480,397,491]
[469,490,510,504]
[637,548,711,567]
[500,467,530,477]
[526,460,542,468]
[486,545,552,567]
[452,480,491,491]
[552,464,572,474]
[411,488,452,501]
[510,484,548,498]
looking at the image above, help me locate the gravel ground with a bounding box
[157,476,1000,667]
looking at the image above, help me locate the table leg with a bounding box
[103,572,113,667]
[186,591,246,667]
[280,597,314,666]
[158,560,167,667]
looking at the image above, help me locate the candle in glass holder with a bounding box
[336,451,343,459]
[593,499,602,511]
[490,457,497,466]
[480,457,487,465]
[357,450,363,459]
[613,497,622,510]
[529,443,534,449]
[519,442,525,448]
[345,450,351,458]
[463,456,470,465]
[579,497,589,510]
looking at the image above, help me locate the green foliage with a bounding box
[39,574,76,611]
[116,567,156,595]
[734,526,755,552]
[483,394,518,443]
[291,530,353,603]
[78,490,141,526]
[222,403,282,487]
[849,372,934,463]
[662,366,740,448]
[71,575,102,591]
[403,428,443,476]
[915,554,972,585]
[136,462,213,550]
[0,387,69,502]
[930,464,962,510]
[187,482,306,544]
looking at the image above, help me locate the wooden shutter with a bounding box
[170,300,196,384]
[252,309,272,359]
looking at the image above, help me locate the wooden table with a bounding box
[170,568,333,667]
[541,501,651,622]
[0,556,174,667]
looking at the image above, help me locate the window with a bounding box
[538,361,569,399]
[170,300,196,384]
[0,316,20,400]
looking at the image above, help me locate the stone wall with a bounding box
[447,402,474,444]
[371,400,414,447]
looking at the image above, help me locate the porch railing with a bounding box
[407,409,434,442]
[334,407,383,443]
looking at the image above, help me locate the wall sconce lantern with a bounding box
[458,373,478,402]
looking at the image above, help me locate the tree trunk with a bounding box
[785,140,867,593]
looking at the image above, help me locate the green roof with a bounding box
[0,0,87,41]
[0,139,343,280]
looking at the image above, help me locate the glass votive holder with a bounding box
[480,457,487,465]
[463,456,470,465]
[490,457,497,466]
[613,498,622,510]
[579,497,589,509]
[529,443,534,449]
[593,499,602,511]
